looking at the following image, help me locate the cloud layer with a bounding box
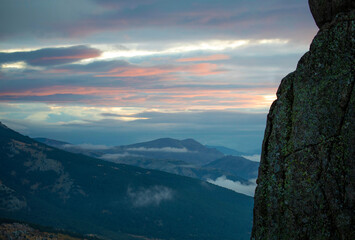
[0,105,267,152]
[62,143,111,150]
[0,0,317,44]
[207,176,257,197]
[0,1,317,151]
[127,147,191,153]
[101,153,141,160]
[0,45,101,66]
[127,185,174,207]
[242,154,261,162]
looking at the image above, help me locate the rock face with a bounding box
[251,2,354,240]
[309,0,355,28]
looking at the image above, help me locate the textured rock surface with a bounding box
[309,0,355,28]
[251,4,355,240]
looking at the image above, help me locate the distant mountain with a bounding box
[205,145,246,156]
[35,137,252,184]
[36,137,225,166]
[127,138,205,149]
[0,122,253,240]
[35,137,258,185]
[116,138,224,165]
[204,155,260,180]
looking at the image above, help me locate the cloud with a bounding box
[93,0,158,9]
[127,147,191,153]
[0,40,303,110]
[0,81,277,110]
[53,59,129,73]
[62,143,111,150]
[207,176,256,197]
[82,0,315,44]
[95,66,177,78]
[95,62,224,78]
[0,45,101,66]
[127,185,174,207]
[0,104,267,152]
[242,154,261,162]
[100,153,140,160]
[177,54,230,62]
[0,94,98,103]
[0,0,316,45]
[0,0,100,40]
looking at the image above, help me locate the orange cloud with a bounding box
[177,54,230,62]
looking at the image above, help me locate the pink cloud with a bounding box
[185,63,224,76]
[96,67,178,77]
[0,84,276,110]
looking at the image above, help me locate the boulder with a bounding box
[309,0,355,28]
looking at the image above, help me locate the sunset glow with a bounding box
[0,0,317,151]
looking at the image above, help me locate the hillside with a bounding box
[33,137,70,147]
[0,220,93,240]
[0,122,253,240]
[103,156,249,183]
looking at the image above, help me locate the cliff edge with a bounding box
[251,0,354,239]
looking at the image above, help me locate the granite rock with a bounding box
[251,3,354,240]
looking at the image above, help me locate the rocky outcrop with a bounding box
[251,1,354,239]
[0,222,86,240]
[309,0,355,28]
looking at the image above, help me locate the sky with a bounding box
[0,0,318,152]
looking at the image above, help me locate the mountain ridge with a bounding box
[34,137,259,190]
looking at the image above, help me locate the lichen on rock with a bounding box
[251,2,354,239]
